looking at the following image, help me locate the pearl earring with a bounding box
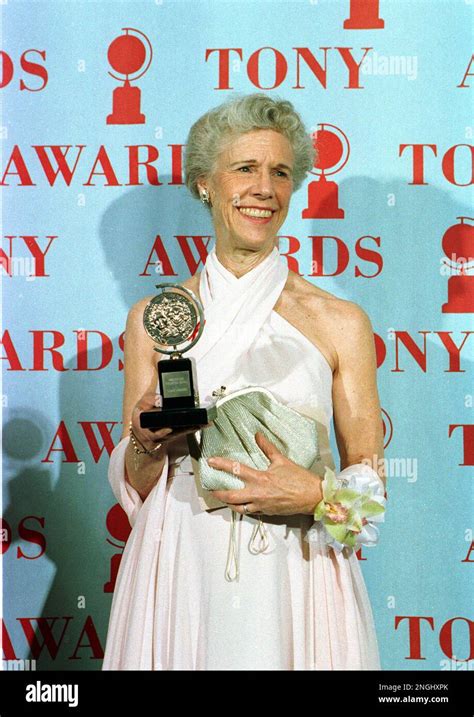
[200,189,210,203]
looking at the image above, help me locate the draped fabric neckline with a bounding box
[186,245,289,403]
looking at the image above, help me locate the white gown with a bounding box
[102,247,382,670]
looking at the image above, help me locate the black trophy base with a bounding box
[139,403,217,430]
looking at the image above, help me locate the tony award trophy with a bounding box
[139,283,217,430]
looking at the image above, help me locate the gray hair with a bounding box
[184,93,316,206]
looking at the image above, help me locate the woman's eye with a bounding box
[236,166,289,177]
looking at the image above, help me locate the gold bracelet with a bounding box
[129,421,163,471]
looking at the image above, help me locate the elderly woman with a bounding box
[102,93,386,671]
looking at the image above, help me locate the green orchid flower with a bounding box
[313,465,386,549]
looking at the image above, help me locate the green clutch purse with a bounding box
[197,386,320,491]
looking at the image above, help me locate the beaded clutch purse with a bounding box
[197,386,320,491]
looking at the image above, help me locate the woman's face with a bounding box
[200,129,294,253]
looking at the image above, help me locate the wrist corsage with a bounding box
[309,463,386,553]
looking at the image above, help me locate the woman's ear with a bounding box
[197,176,209,198]
[197,180,213,209]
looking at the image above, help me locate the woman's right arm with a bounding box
[119,296,167,501]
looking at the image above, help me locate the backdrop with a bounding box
[1,0,473,672]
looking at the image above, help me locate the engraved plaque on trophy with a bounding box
[139,283,217,430]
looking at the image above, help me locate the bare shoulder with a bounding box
[277,271,375,373]
[128,293,155,320]
[124,294,159,365]
[289,270,373,324]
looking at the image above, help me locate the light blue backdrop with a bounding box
[2,0,473,670]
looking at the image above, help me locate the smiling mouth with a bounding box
[237,207,275,219]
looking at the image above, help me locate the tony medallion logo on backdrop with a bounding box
[302,123,350,220]
[106,27,153,125]
[441,217,474,313]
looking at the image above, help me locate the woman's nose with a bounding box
[250,170,274,197]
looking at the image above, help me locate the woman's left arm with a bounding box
[331,301,385,488]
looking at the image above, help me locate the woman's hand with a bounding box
[207,432,323,516]
[125,389,208,502]
[131,390,203,450]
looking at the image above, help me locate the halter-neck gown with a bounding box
[102,247,381,670]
